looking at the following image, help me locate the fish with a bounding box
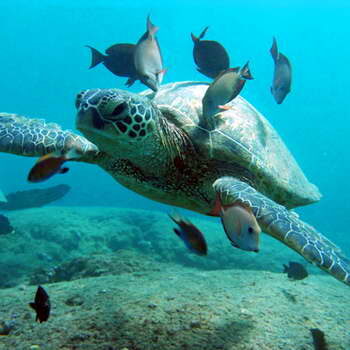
[219,202,261,252]
[202,62,253,119]
[310,328,329,350]
[86,44,138,87]
[169,212,207,256]
[283,261,308,280]
[134,15,165,92]
[191,26,230,79]
[27,149,79,183]
[29,286,51,323]
[270,37,292,104]
[0,214,14,235]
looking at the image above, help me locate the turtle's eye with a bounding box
[248,227,254,234]
[108,102,128,119]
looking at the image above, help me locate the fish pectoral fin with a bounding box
[157,68,167,77]
[29,302,37,310]
[173,228,183,238]
[59,167,69,174]
[218,105,232,111]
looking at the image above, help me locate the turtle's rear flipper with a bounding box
[0,113,98,159]
[213,176,350,286]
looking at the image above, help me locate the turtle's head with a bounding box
[75,88,159,154]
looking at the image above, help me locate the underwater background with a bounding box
[0,1,350,349]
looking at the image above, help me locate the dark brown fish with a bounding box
[134,15,164,92]
[283,261,308,280]
[270,37,292,104]
[27,149,79,183]
[169,212,207,256]
[28,152,69,183]
[86,44,138,87]
[29,286,51,323]
[310,328,328,350]
[191,26,230,79]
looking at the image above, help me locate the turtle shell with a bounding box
[142,81,321,209]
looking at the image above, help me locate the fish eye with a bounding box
[110,102,127,118]
[248,227,254,234]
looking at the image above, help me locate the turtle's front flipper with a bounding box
[213,176,350,286]
[0,113,98,159]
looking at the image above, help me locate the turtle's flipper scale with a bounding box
[0,113,98,158]
[214,176,350,286]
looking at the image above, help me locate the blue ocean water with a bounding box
[0,0,349,255]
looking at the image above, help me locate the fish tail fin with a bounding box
[199,26,209,40]
[241,61,254,80]
[147,15,159,35]
[85,45,105,69]
[173,228,183,238]
[191,32,198,43]
[270,37,278,61]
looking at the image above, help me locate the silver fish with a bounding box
[134,15,164,92]
[270,37,292,104]
[220,202,261,252]
[202,62,253,119]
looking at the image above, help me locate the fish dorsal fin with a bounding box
[168,211,181,224]
[147,15,159,36]
[240,61,254,80]
[29,302,37,310]
[213,67,239,82]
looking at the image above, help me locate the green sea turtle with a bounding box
[0,81,349,286]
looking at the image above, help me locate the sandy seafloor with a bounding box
[0,207,349,350]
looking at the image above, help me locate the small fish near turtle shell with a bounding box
[270,37,292,104]
[134,15,165,92]
[191,26,230,79]
[86,44,138,87]
[283,261,308,280]
[202,62,253,119]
